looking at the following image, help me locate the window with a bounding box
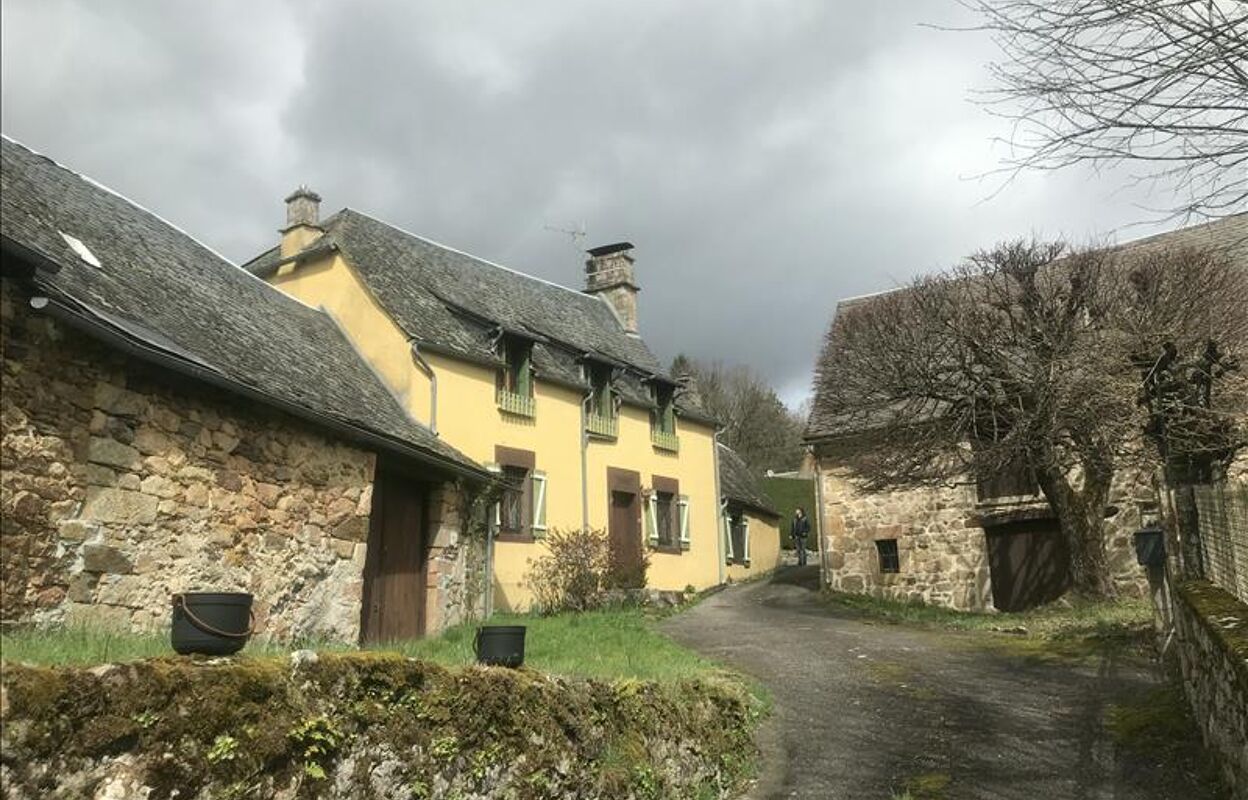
[651,382,679,451]
[586,361,617,437]
[875,539,900,574]
[727,510,750,566]
[499,466,528,534]
[976,454,1039,502]
[497,335,535,417]
[646,477,689,552]
[494,446,543,540]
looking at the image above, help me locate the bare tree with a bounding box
[814,240,1247,597]
[671,355,805,476]
[964,0,1248,218]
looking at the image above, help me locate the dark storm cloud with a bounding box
[2,0,1180,408]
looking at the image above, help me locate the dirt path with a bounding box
[662,568,1221,800]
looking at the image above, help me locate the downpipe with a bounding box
[409,341,437,435]
[580,390,592,531]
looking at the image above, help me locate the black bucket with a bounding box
[1133,528,1166,567]
[171,592,255,656]
[474,625,526,667]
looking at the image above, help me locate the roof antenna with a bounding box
[544,221,588,255]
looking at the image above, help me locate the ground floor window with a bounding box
[875,539,900,573]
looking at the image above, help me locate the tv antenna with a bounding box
[544,221,588,254]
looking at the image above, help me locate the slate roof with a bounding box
[0,136,487,480]
[245,209,715,423]
[806,213,1248,441]
[719,443,779,517]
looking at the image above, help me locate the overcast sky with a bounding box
[2,1,1190,408]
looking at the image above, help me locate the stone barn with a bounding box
[0,136,491,643]
[805,214,1247,612]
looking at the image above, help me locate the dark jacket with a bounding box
[790,515,811,538]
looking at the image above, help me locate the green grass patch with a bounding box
[1,608,738,685]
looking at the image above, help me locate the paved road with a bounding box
[663,567,1219,800]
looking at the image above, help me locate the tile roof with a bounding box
[806,213,1248,441]
[244,209,715,423]
[719,443,779,517]
[0,136,487,480]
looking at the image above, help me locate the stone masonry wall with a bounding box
[1,277,471,641]
[816,451,1150,611]
[1170,581,1248,797]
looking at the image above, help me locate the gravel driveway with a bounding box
[662,567,1222,800]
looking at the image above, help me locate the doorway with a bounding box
[607,468,644,588]
[360,466,428,643]
[985,518,1072,611]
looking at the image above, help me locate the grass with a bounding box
[824,590,1152,639]
[0,607,732,685]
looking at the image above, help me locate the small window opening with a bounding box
[875,539,900,574]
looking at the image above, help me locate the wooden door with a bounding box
[360,468,427,643]
[985,518,1072,612]
[607,468,643,588]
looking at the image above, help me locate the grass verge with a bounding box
[2,607,734,684]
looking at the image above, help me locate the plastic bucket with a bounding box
[474,625,526,667]
[171,592,254,656]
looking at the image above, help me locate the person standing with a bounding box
[790,507,811,566]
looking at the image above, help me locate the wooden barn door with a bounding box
[360,467,428,643]
[986,518,1072,612]
[607,468,644,588]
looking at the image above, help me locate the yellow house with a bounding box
[718,443,783,581]
[246,190,728,611]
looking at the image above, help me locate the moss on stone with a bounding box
[1,653,759,799]
[1175,580,1248,683]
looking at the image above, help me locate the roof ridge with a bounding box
[338,206,616,308]
[1,133,325,315]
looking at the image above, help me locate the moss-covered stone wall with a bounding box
[1172,580,1248,797]
[0,653,760,799]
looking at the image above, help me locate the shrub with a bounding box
[527,528,612,613]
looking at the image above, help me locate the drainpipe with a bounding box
[409,341,437,435]
[580,390,592,531]
[712,429,726,585]
[484,491,496,619]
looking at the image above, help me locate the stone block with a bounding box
[331,539,355,559]
[67,573,97,603]
[331,515,369,542]
[80,463,117,486]
[86,436,140,469]
[92,382,146,418]
[133,427,173,456]
[58,519,97,542]
[82,543,133,574]
[81,487,159,524]
[255,482,281,508]
[117,474,141,491]
[139,475,178,499]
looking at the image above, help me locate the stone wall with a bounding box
[1,277,473,641]
[815,449,1150,611]
[1170,581,1248,797]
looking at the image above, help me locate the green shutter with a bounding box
[723,506,734,562]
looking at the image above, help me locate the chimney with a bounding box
[280,185,323,258]
[584,242,640,334]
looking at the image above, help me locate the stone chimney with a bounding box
[584,242,640,334]
[280,185,323,258]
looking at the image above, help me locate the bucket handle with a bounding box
[175,594,256,639]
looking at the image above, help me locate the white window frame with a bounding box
[531,470,548,536]
[678,494,691,550]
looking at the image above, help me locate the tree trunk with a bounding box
[1036,467,1117,599]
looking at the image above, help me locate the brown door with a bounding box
[607,468,644,588]
[986,518,1072,612]
[360,468,427,643]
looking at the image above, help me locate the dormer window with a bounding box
[586,361,618,438]
[497,335,535,418]
[651,382,679,452]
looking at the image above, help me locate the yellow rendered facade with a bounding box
[725,510,781,582]
[265,240,724,611]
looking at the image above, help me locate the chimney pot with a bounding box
[584,242,640,334]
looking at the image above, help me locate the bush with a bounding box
[527,528,612,613]
[527,528,651,613]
